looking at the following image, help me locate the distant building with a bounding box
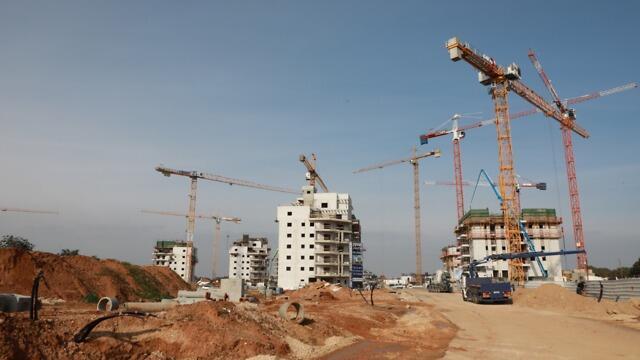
[228,234,269,286]
[152,240,196,282]
[454,208,564,281]
[276,185,363,290]
[440,245,461,273]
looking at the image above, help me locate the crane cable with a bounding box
[547,119,568,268]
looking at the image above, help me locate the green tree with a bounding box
[59,249,80,256]
[630,258,640,277]
[0,235,34,251]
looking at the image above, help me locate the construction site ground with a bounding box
[0,283,455,359]
[405,287,640,359]
[2,280,640,359]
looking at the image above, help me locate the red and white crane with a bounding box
[524,49,630,273]
[444,37,589,283]
[420,83,637,224]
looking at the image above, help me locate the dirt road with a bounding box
[405,289,640,359]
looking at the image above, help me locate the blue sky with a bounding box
[1,1,638,276]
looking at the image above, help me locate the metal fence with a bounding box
[523,280,577,292]
[583,278,640,301]
[522,278,640,301]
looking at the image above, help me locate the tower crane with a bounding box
[525,49,609,273]
[155,165,298,246]
[353,148,441,284]
[445,37,589,283]
[419,83,636,224]
[1,208,59,215]
[141,209,240,279]
[299,153,329,192]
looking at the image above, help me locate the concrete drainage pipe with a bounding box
[278,302,305,324]
[96,297,119,312]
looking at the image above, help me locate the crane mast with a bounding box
[354,148,440,284]
[421,81,635,269]
[445,37,590,283]
[526,49,591,271]
[451,116,465,221]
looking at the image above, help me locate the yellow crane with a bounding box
[445,37,588,283]
[299,153,329,192]
[141,209,240,279]
[353,147,441,284]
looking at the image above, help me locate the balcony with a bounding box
[315,248,341,255]
[315,238,341,244]
[316,260,340,266]
[316,272,349,278]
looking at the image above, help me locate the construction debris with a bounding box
[96,297,119,312]
[73,311,155,343]
[278,301,305,323]
[0,293,31,313]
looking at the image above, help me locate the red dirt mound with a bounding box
[0,248,191,301]
[0,301,292,360]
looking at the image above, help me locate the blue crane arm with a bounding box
[470,169,547,277]
[469,249,586,278]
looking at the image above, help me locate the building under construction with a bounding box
[454,208,564,281]
[228,234,269,286]
[276,185,363,290]
[152,240,197,282]
[440,245,461,273]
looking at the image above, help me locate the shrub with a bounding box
[0,235,34,251]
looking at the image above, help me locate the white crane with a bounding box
[353,148,441,284]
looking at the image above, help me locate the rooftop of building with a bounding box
[155,240,191,249]
[232,234,268,247]
[458,208,562,226]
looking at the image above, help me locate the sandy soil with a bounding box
[0,248,191,301]
[0,283,456,359]
[406,288,640,359]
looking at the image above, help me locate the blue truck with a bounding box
[461,249,586,304]
[462,276,513,304]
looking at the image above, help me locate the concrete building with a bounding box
[440,245,461,273]
[152,240,196,282]
[276,185,363,290]
[228,234,269,286]
[454,208,564,281]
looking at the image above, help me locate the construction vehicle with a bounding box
[354,148,441,285]
[462,249,586,304]
[427,270,453,293]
